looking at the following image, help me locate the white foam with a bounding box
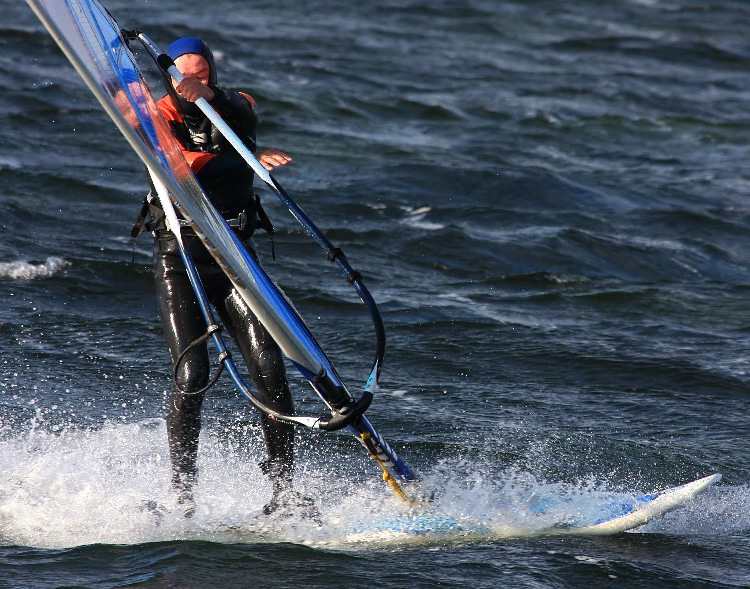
[399,205,445,231]
[0,257,70,280]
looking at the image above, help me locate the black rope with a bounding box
[173,324,230,395]
[327,247,343,263]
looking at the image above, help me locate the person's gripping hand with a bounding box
[175,77,215,102]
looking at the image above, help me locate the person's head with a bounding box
[166,37,217,86]
[164,37,217,116]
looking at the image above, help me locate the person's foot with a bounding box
[262,489,321,523]
[172,471,196,518]
[177,489,196,518]
[138,500,168,525]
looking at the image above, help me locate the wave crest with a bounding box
[0,257,70,280]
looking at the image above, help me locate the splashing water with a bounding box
[0,418,744,550]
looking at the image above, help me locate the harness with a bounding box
[131,190,276,257]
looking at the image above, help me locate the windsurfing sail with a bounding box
[26,0,417,498]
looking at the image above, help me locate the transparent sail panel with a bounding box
[26,0,336,381]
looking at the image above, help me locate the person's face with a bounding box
[173,53,211,85]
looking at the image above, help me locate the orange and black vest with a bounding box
[156,88,258,174]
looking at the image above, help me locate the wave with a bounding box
[0,257,70,280]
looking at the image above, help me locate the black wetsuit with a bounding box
[151,86,294,502]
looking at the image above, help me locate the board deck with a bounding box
[340,473,721,543]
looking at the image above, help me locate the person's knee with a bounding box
[170,360,209,424]
[250,346,292,411]
[169,388,205,418]
[174,355,210,395]
[255,345,284,379]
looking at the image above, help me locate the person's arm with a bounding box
[208,88,292,170]
[175,79,292,171]
[157,93,215,173]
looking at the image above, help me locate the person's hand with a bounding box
[175,77,215,102]
[258,149,292,171]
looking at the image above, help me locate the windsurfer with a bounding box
[141,37,303,517]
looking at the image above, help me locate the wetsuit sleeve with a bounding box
[208,86,258,153]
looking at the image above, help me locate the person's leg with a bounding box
[153,234,210,508]
[220,288,295,503]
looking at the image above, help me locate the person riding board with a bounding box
[138,37,303,517]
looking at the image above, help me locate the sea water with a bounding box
[1,0,749,587]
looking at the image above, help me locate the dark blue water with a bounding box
[1,0,749,587]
